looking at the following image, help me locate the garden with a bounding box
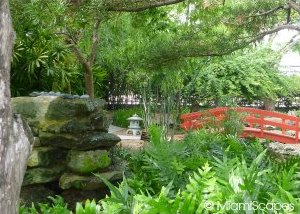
[1,0,300,213]
[20,127,300,213]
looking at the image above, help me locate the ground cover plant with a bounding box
[20,125,300,213]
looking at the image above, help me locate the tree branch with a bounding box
[246,6,284,18]
[108,0,185,12]
[88,18,101,64]
[208,25,300,56]
[249,24,300,42]
[54,32,78,45]
[205,25,300,56]
[280,33,300,53]
[55,32,91,70]
[286,0,300,14]
[67,40,90,71]
[156,24,300,63]
[286,7,291,23]
[201,25,300,56]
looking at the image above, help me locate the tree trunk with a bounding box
[84,65,94,98]
[0,1,33,213]
[69,43,95,98]
[263,98,276,111]
[68,36,97,98]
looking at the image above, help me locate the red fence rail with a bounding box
[181,107,300,144]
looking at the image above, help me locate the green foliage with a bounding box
[96,175,136,213]
[10,0,295,105]
[10,0,108,96]
[286,75,300,102]
[112,108,143,128]
[221,109,247,136]
[123,127,272,196]
[125,126,190,192]
[100,150,300,213]
[186,48,292,103]
[11,0,78,96]
[76,199,100,214]
[19,196,70,214]
[19,129,300,213]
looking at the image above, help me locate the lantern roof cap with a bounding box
[127,114,143,121]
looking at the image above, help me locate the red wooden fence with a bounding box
[181,107,300,144]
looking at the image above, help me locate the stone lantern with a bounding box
[127,114,143,136]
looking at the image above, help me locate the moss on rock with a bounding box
[59,171,123,190]
[12,96,108,133]
[45,98,106,120]
[23,164,66,186]
[27,146,67,167]
[39,132,121,150]
[12,96,57,121]
[67,150,111,174]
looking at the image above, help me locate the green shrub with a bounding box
[98,152,300,213]
[19,196,70,214]
[112,107,143,128]
[221,108,246,136]
[122,127,271,194]
[76,199,101,214]
[19,127,300,214]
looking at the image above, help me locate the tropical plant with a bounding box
[19,129,300,213]
[76,199,101,214]
[11,0,109,97]
[99,151,300,213]
[95,174,137,214]
[121,125,273,195]
[10,0,83,96]
[19,196,70,214]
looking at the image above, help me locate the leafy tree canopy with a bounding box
[186,48,292,101]
[10,0,300,100]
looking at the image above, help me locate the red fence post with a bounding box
[282,119,286,135]
[296,119,299,144]
[260,113,264,138]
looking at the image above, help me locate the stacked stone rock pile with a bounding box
[12,94,122,205]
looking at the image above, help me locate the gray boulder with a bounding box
[27,146,67,167]
[67,150,111,174]
[59,171,123,190]
[23,165,66,186]
[12,96,109,133]
[39,132,121,150]
[45,97,106,120]
[20,185,55,206]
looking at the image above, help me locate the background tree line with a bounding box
[10,0,300,105]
